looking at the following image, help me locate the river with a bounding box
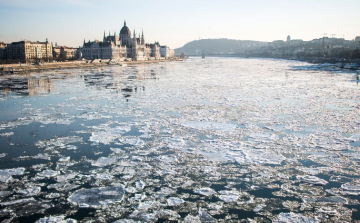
[0,57,359,222]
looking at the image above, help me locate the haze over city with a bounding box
[1,0,359,49]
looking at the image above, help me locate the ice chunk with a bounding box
[274,212,316,223]
[36,170,60,179]
[218,190,240,202]
[58,156,70,162]
[298,167,321,175]
[92,157,117,167]
[68,185,125,208]
[16,187,41,196]
[304,196,347,204]
[35,215,77,223]
[183,214,201,223]
[135,180,146,190]
[297,175,328,185]
[89,126,131,145]
[194,187,216,196]
[183,121,237,132]
[253,204,266,212]
[341,183,360,191]
[120,136,145,147]
[33,153,51,160]
[112,220,137,223]
[231,150,285,165]
[0,132,14,137]
[156,210,181,221]
[47,182,80,192]
[199,207,217,222]
[167,197,185,206]
[0,191,11,197]
[0,197,36,206]
[0,167,25,183]
[128,210,158,222]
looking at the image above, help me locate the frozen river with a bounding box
[0,57,359,222]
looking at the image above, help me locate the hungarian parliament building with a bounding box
[81,21,174,61]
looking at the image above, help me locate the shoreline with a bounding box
[0,58,185,75]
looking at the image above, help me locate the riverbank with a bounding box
[0,58,185,75]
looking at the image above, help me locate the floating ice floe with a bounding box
[0,132,14,137]
[298,167,321,175]
[0,197,36,206]
[128,210,158,222]
[183,214,201,223]
[58,156,70,162]
[182,121,237,133]
[92,156,117,167]
[167,197,185,206]
[68,185,125,208]
[253,204,266,212]
[297,175,328,185]
[35,136,83,150]
[36,170,61,179]
[194,187,216,196]
[230,150,286,165]
[33,153,51,160]
[218,190,240,202]
[274,212,316,223]
[199,207,217,222]
[135,180,146,190]
[35,215,77,223]
[0,167,25,183]
[89,126,131,145]
[16,187,41,196]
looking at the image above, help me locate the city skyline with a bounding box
[0,0,359,49]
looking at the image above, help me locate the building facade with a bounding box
[80,21,169,61]
[53,46,78,60]
[6,39,52,62]
[0,42,6,60]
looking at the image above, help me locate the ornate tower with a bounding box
[141,30,145,45]
[119,21,131,46]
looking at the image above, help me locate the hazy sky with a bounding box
[0,0,359,49]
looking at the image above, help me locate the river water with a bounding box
[0,57,359,222]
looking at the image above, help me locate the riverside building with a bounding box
[80,21,170,61]
[6,39,52,62]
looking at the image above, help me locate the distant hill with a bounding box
[175,38,267,56]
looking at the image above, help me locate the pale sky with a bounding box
[0,0,359,49]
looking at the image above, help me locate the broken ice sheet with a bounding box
[34,215,77,223]
[92,156,117,167]
[198,207,217,222]
[89,125,131,145]
[16,186,41,197]
[194,187,216,196]
[274,212,316,223]
[218,190,240,202]
[0,167,25,183]
[296,175,328,185]
[167,197,185,206]
[68,185,125,208]
[182,121,237,133]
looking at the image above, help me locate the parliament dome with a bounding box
[120,21,131,35]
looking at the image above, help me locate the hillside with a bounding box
[175,38,267,56]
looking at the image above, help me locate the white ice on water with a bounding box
[68,185,125,208]
[1,58,359,222]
